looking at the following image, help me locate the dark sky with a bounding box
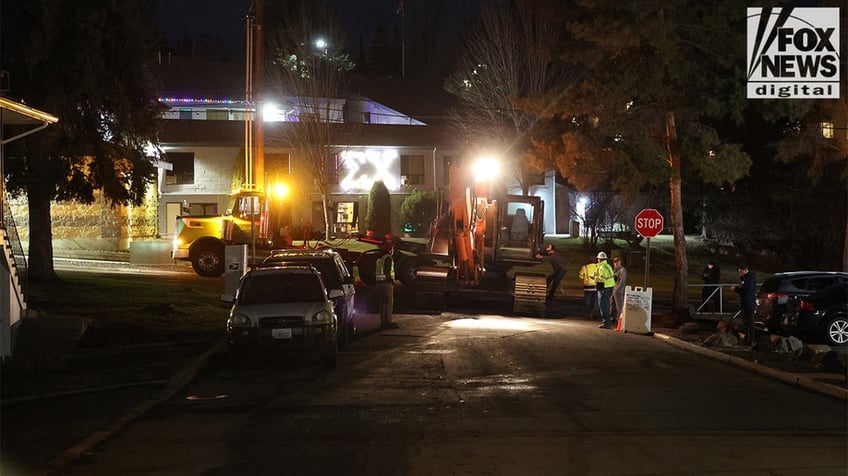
[157,0,482,61]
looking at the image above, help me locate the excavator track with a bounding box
[513,272,548,316]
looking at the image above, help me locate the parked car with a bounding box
[755,271,848,334]
[783,283,848,346]
[258,248,356,347]
[227,266,338,368]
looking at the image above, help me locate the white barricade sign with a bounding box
[621,286,652,334]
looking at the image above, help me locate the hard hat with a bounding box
[597,251,607,259]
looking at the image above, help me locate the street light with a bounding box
[314,38,328,55]
[472,155,500,183]
[273,182,289,200]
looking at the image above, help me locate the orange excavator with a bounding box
[361,157,548,315]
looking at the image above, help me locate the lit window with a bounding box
[401,155,425,185]
[206,109,228,120]
[821,122,834,138]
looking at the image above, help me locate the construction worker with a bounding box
[578,255,599,319]
[593,251,616,329]
[375,241,398,329]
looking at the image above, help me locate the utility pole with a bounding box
[254,0,265,190]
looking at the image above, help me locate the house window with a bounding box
[327,154,340,185]
[179,108,192,120]
[821,122,834,139]
[206,109,228,120]
[188,202,218,215]
[401,155,425,185]
[165,152,195,185]
[266,152,291,176]
[298,111,319,122]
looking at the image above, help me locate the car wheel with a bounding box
[824,314,848,346]
[192,244,225,277]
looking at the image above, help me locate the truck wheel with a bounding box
[192,244,225,277]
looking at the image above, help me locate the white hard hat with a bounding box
[597,251,607,259]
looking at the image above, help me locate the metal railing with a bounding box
[2,196,28,298]
[688,283,740,319]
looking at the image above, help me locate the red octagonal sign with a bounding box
[635,208,664,238]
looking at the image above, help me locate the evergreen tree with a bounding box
[366,180,392,237]
[531,0,752,320]
[1,0,163,280]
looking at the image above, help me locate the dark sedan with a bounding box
[755,271,848,334]
[783,283,848,346]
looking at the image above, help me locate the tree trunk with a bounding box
[321,192,330,241]
[665,111,689,323]
[27,194,58,281]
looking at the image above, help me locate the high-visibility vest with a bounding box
[595,260,615,289]
[579,263,597,289]
[375,253,394,282]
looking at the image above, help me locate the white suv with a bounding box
[259,248,356,347]
[227,266,338,368]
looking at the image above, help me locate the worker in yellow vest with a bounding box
[593,251,616,329]
[578,256,599,319]
[375,241,398,330]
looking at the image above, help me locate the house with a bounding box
[156,58,573,243]
[0,96,58,357]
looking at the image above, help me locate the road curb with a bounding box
[34,337,227,476]
[653,332,848,402]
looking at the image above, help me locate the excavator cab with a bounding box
[489,195,543,265]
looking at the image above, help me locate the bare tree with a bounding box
[265,0,356,240]
[444,0,569,194]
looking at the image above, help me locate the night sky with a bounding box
[157,0,483,61]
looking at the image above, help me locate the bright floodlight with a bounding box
[473,156,500,182]
[273,182,289,200]
[262,102,279,122]
[315,38,328,50]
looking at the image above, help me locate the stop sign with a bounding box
[635,208,664,238]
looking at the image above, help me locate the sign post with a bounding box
[634,208,664,288]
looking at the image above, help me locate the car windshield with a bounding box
[239,274,325,305]
[263,257,342,288]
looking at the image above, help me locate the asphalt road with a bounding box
[2,260,846,475]
[21,313,848,475]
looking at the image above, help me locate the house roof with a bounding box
[346,74,458,125]
[160,120,461,150]
[0,96,58,126]
[156,57,459,126]
[0,96,58,146]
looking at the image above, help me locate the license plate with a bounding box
[272,328,292,339]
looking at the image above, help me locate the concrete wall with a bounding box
[8,189,159,255]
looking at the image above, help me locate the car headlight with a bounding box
[311,309,334,324]
[228,313,253,327]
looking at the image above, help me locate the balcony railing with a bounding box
[2,196,28,299]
